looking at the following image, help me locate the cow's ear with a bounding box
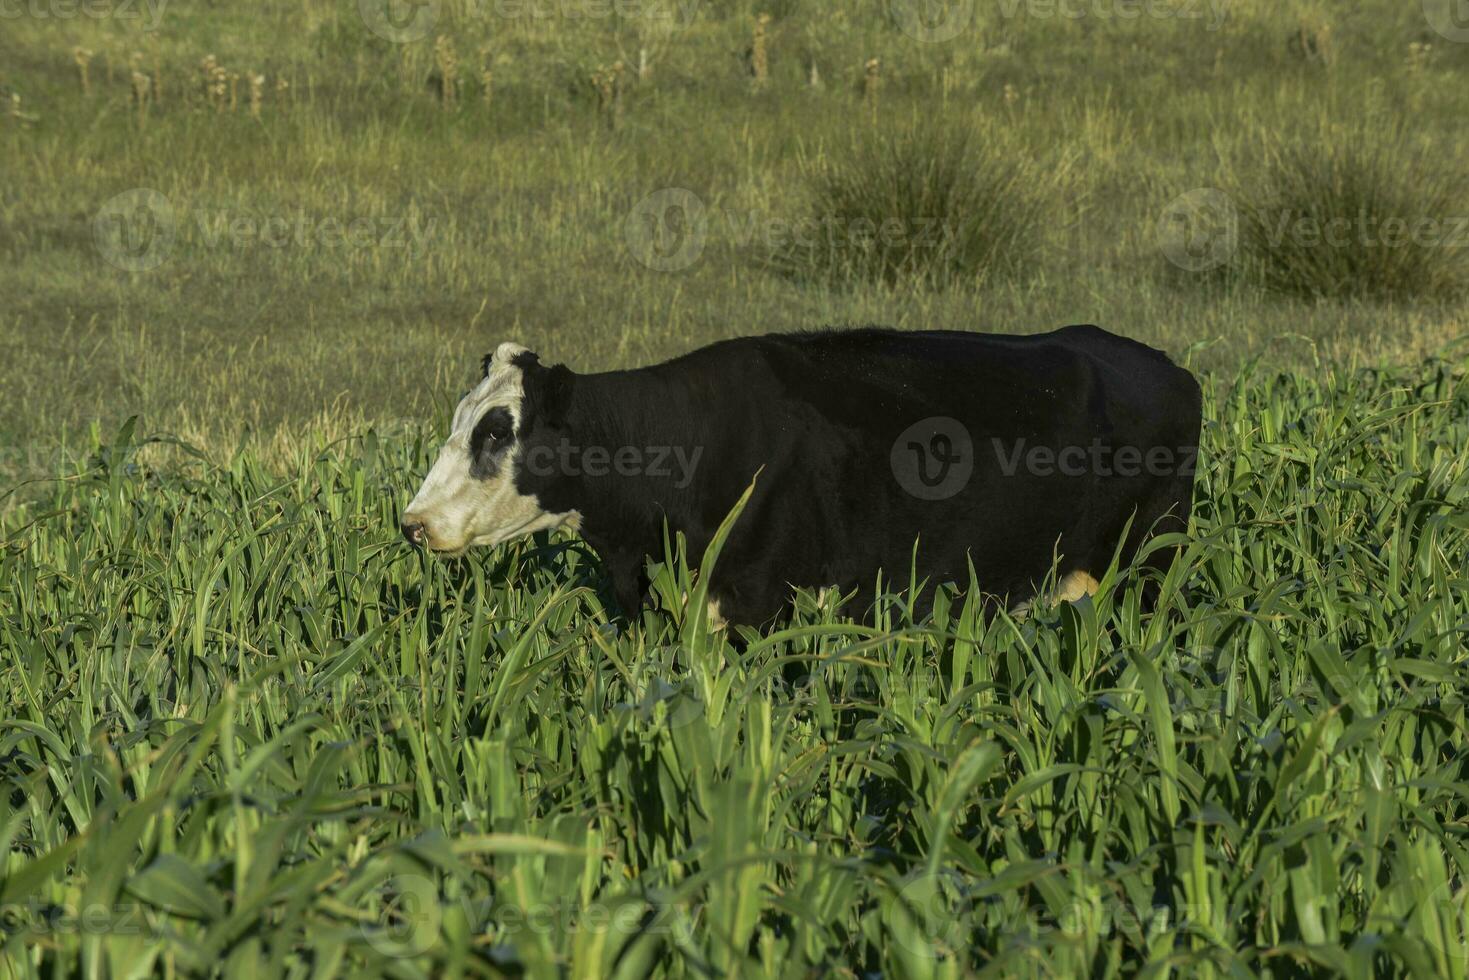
[521,359,575,428]
[542,364,574,424]
[482,342,530,377]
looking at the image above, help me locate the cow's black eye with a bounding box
[469,407,516,478]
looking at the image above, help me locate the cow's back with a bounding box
[683,326,1201,615]
[562,326,1200,624]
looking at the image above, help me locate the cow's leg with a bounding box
[602,551,648,622]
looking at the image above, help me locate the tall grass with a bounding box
[4,6,1469,968]
[2,355,1467,975]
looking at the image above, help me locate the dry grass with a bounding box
[0,0,1466,467]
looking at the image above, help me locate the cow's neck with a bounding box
[531,367,707,542]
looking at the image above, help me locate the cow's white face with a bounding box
[401,343,578,555]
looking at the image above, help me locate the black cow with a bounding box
[402,325,1202,627]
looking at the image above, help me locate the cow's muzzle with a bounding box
[401,519,427,547]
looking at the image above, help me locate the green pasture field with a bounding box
[2,342,1467,977]
[3,0,1469,976]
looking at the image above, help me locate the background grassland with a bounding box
[2,0,1468,468]
[4,1,1469,976]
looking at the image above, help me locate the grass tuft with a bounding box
[770,118,1062,290]
[1233,121,1469,301]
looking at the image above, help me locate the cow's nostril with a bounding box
[401,521,426,546]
